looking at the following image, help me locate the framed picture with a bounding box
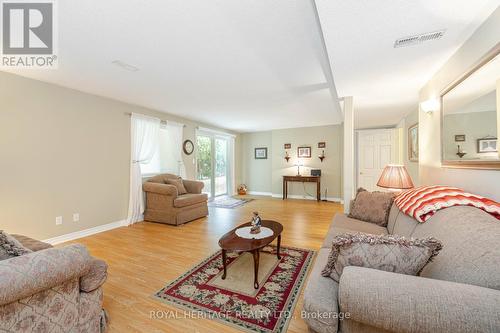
[297,146,311,158]
[477,138,497,153]
[454,135,466,142]
[318,142,326,148]
[254,147,268,159]
[284,143,291,149]
[408,123,419,162]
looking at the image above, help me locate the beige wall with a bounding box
[241,124,343,200]
[399,109,420,185]
[0,71,238,239]
[443,111,497,160]
[240,131,273,193]
[418,7,500,201]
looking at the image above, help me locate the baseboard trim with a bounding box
[246,191,342,202]
[43,219,128,245]
[247,191,273,196]
[271,194,343,202]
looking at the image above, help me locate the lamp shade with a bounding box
[377,165,414,189]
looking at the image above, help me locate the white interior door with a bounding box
[357,129,398,191]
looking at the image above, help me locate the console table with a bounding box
[282,175,321,201]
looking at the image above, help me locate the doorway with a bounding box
[196,131,231,199]
[356,129,399,191]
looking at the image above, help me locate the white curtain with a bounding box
[127,113,160,225]
[229,136,236,195]
[164,121,186,178]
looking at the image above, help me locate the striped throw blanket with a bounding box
[394,185,500,223]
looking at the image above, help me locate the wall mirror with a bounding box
[441,44,500,169]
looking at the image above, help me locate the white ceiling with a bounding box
[3,1,499,132]
[2,0,342,133]
[315,0,499,128]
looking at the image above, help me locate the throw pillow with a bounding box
[348,188,395,226]
[166,178,188,195]
[321,233,442,282]
[0,231,32,261]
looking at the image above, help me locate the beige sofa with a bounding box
[0,236,108,332]
[303,203,500,333]
[143,173,208,226]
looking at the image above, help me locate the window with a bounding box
[141,124,182,176]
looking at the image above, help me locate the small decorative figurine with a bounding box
[237,184,248,195]
[250,211,262,234]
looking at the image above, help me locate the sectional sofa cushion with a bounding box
[0,231,32,261]
[321,214,388,248]
[411,206,500,290]
[321,233,442,282]
[302,248,340,333]
[348,188,395,227]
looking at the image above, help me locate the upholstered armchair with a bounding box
[143,173,208,225]
[0,240,108,332]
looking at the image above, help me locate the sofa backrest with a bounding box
[387,204,419,237]
[147,173,179,184]
[391,204,500,290]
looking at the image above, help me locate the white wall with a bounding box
[418,7,500,201]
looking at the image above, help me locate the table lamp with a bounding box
[376,165,414,190]
[294,160,304,176]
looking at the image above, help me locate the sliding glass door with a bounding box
[196,135,213,198]
[196,132,231,198]
[215,138,228,196]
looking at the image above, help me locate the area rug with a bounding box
[208,196,254,209]
[153,245,314,333]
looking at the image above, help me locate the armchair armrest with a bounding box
[183,179,204,194]
[339,266,500,333]
[0,244,92,306]
[80,258,108,292]
[143,182,178,197]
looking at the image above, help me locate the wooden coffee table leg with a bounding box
[277,234,282,260]
[221,249,227,280]
[253,250,260,289]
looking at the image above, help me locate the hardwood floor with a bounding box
[65,196,343,333]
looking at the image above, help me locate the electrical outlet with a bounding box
[73,213,80,222]
[55,216,63,225]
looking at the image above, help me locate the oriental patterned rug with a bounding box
[153,245,314,333]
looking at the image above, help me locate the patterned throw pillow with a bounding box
[321,233,442,282]
[348,188,395,226]
[0,231,32,261]
[166,178,188,195]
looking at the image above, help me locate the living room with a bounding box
[1,1,500,333]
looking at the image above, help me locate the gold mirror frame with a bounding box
[441,43,500,170]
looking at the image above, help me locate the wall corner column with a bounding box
[342,96,354,213]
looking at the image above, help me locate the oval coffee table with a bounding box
[218,220,283,289]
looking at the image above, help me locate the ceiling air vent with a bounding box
[112,60,139,72]
[394,30,445,48]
